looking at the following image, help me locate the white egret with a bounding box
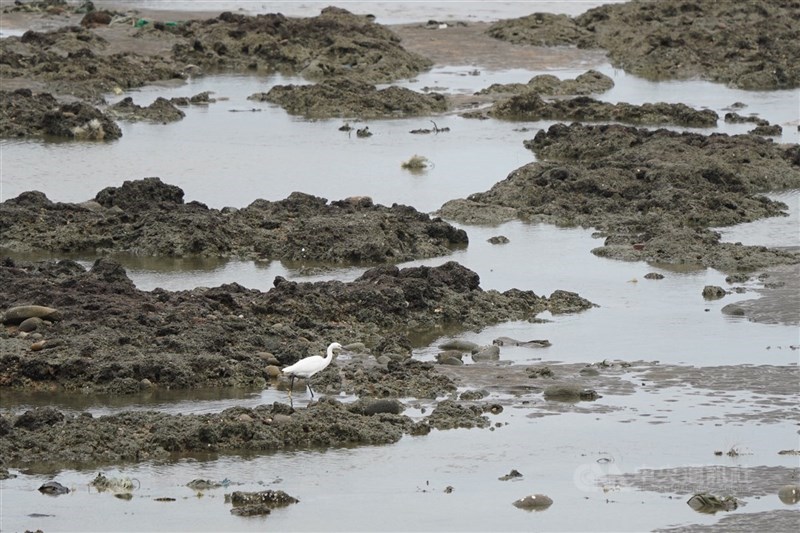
[282,342,342,404]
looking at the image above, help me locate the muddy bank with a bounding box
[610,465,798,499]
[439,123,800,273]
[252,78,447,119]
[0,257,593,394]
[107,96,185,123]
[657,510,800,533]
[488,0,800,90]
[721,263,800,326]
[0,177,467,263]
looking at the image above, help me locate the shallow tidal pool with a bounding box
[1,2,799,531]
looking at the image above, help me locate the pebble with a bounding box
[702,285,727,300]
[265,365,282,378]
[472,345,500,361]
[19,317,44,332]
[499,469,523,481]
[30,340,47,352]
[778,485,800,505]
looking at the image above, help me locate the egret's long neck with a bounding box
[326,344,336,361]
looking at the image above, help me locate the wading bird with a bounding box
[282,342,342,405]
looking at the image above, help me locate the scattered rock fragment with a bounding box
[687,493,739,513]
[499,469,523,481]
[38,481,70,495]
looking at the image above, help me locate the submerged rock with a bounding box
[108,97,186,123]
[38,481,70,495]
[702,285,727,300]
[687,493,739,513]
[543,385,600,402]
[512,494,553,510]
[778,485,800,505]
[172,8,432,84]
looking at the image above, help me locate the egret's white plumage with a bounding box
[282,342,342,402]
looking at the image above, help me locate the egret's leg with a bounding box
[308,380,315,399]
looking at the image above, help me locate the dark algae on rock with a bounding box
[0,400,417,468]
[0,257,593,394]
[171,7,432,83]
[484,94,718,127]
[0,252,591,467]
[0,177,466,263]
[487,0,800,89]
[440,123,800,273]
[254,78,447,119]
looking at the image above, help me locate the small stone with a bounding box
[778,485,800,505]
[643,272,664,280]
[459,389,487,401]
[487,235,510,244]
[18,316,44,332]
[702,285,726,300]
[499,469,523,481]
[265,365,282,378]
[513,494,553,510]
[436,350,464,362]
[38,481,70,495]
